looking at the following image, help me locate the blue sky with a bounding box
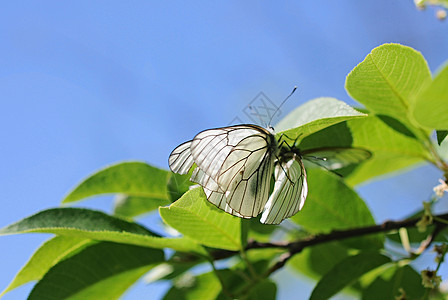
[1,1,448,299]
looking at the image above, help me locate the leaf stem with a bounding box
[207,256,235,299]
[239,249,258,279]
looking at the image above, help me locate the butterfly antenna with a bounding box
[268,86,298,127]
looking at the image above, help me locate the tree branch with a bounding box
[209,212,448,275]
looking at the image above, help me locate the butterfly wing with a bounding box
[190,125,277,217]
[222,140,276,217]
[189,125,267,180]
[191,167,246,217]
[260,155,307,225]
[301,147,371,170]
[168,141,195,174]
[170,124,278,219]
[203,188,246,218]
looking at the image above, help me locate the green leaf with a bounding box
[310,252,391,300]
[275,97,367,142]
[163,271,221,300]
[144,255,201,284]
[361,265,425,300]
[298,115,430,185]
[113,195,171,218]
[232,248,282,276]
[246,217,277,242]
[63,161,170,204]
[437,130,448,145]
[0,207,206,255]
[346,43,431,124]
[412,63,448,130]
[167,172,196,202]
[292,168,383,249]
[159,187,242,251]
[29,242,164,300]
[288,242,350,279]
[0,236,92,297]
[246,280,277,300]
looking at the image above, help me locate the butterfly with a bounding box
[169,123,371,224]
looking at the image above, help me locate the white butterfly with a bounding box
[169,124,308,224]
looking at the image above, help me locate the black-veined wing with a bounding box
[191,161,268,218]
[190,168,245,217]
[260,154,307,224]
[168,141,195,175]
[170,124,279,218]
[300,147,371,170]
[203,188,247,218]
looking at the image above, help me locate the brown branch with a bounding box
[262,213,448,277]
[208,212,448,275]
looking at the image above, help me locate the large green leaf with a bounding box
[28,242,164,300]
[159,187,242,251]
[361,265,424,300]
[346,43,431,125]
[310,252,391,300]
[275,97,367,142]
[0,236,92,297]
[298,115,431,185]
[292,168,383,249]
[412,63,448,130]
[0,208,206,255]
[288,241,350,279]
[63,161,170,203]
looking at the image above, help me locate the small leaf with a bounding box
[437,130,448,145]
[310,252,391,300]
[163,271,221,300]
[0,207,206,254]
[167,172,196,202]
[63,161,170,203]
[29,242,164,300]
[160,187,242,251]
[144,254,201,283]
[233,248,282,275]
[275,97,367,142]
[292,168,383,249]
[346,43,431,124]
[412,63,448,130]
[246,217,277,242]
[0,236,91,297]
[113,195,171,218]
[288,242,350,279]
[247,280,277,300]
[362,265,425,300]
